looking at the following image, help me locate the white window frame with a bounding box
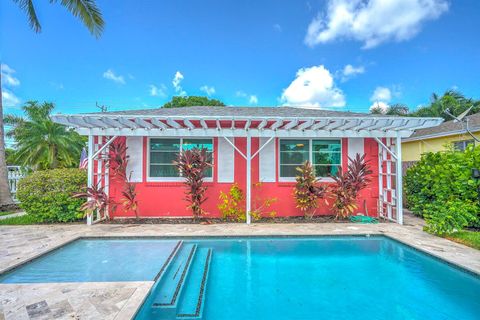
[278,138,342,182]
[147,137,214,182]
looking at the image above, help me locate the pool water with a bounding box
[1,236,479,319]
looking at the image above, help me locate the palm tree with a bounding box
[5,102,85,170]
[0,0,103,205]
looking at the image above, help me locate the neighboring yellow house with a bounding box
[402,112,480,161]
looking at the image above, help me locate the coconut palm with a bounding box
[5,101,85,170]
[0,0,103,205]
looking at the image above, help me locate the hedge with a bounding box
[405,146,480,235]
[17,168,87,223]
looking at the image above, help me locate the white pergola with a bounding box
[52,113,443,225]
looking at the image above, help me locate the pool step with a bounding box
[176,248,213,319]
[151,243,197,318]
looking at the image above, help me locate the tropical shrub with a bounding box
[251,182,278,220]
[330,154,372,219]
[109,139,129,180]
[218,183,245,221]
[74,184,111,219]
[294,161,327,218]
[17,168,87,222]
[122,182,139,218]
[218,182,277,221]
[174,148,212,218]
[405,146,480,234]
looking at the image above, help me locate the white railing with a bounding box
[7,166,25,202]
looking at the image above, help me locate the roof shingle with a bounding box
[407,112,480,140]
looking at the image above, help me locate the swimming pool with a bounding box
[1,236,479,319]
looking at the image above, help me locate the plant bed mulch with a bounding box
[102,215,385,225]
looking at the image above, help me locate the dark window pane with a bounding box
[314,165,341,177]
[150,164,179,177]
[312,140,341,152]
[150,139,181,151]
[280,165,301,177]
[183,138,213,151]
[313,151,341,165]
[150,152,178,164]
[280,151,309,165]
[280,140,309,152]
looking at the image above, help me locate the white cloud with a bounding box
[236,91,258,105]
[2,88,21,107]
[1,64,21,108]
[103,69,125,84]
[172,71,186,96]
[149,84,167,97]
[280,65,345,109]
[273,24,282,32]
[369,86,394,113]
[370,86,392,102]
[200,85,215,96]
[305,0,449,49]
[341,64,365,81]
[1,64,20,87]
[369,101,389,113]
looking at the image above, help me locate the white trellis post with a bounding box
[396,133,404,225]
[246,134,252,225]
[86,134,94,225]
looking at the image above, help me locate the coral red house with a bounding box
[52,106,442,224]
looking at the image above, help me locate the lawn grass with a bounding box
[446,230,480,250]
[0,214,41,225]
[0,211,14,217]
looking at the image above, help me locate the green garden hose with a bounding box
[350,215,378,224]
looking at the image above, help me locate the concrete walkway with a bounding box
[0,211,26,220]
[0,214,479,319]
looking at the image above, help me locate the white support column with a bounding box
[246,134,252,225]
[86,134,94,225]
[396,134,403,225]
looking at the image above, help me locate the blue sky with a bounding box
[1,0,479,116]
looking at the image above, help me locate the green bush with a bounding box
[17,168,87,222]
[405,146,480,234]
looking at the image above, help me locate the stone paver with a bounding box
[0,282,153,320]
[0,214,479,319]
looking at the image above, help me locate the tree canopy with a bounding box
[4,101,86,170]
[163,96,225,108]
[370,90,480,120]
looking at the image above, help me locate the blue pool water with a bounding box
[1,236,479,319]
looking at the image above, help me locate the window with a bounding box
[279,139,341,179]
[149,138,213,179]
[453,139,474,152]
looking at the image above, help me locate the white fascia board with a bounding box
[403,127,480,142]
[75,127,414,138]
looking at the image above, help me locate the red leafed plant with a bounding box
[110,140,129,180]
[74,184,111,219]
[122,181,139,219]
[294,161,328,218]
[330,154,372,219]
[174,148,212,219]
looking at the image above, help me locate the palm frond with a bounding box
[52,0,104,37]
[13,0,41,32]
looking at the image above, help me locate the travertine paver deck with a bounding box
[1,214,479,319]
